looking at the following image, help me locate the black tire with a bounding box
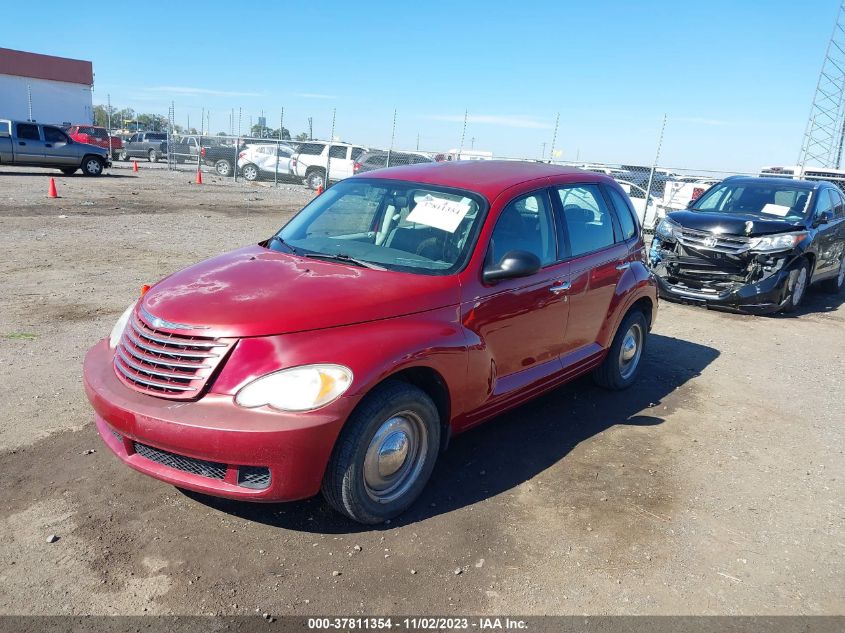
[60,168,77,176]
[81,156,104,177]
[781,259,810,313]
[306,169,326,190]
[118,150,129,161]
[148,149,158,163]
[820,254,845,294]
[593,309,648,390]
[215,159,232,177]
[321,380,441,524]
[242,163,260,181]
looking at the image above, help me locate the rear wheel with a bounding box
[781,259,810,312]
[148,149,158,163]
[215,159,232,176]
[118,149,129,161]
[593,309,648,390]
[322,380,440,524]
[820,254,845,294]
[81,156,104,177]
[242,163,260,181]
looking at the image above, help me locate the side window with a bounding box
[489,191,556,266]
[556,184,617,257]
[329,145,348,159]
[128,134,137,143]
[16,123,41,140]
[351,147,365,161]
[606,187,638,241]
[43,126,69,144]
[815,189,834,219]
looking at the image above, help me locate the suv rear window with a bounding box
[297,143,325,155]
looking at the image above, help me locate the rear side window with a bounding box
[146,133,167,140]
[16,123,40,140]
[605,187,638,241]
[0,121,10,134]
[297,143,325,155]
[556,185,617,257]
[830,189,845,218]
[329,145,348,159]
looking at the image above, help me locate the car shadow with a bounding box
[182,333,719,534]
[0,170,136,178]
[776,284,845,318]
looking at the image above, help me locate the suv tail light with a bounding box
[238,151,246,159]
[353,162,362,173]
[200,147,206,158]
[291,157,297,167]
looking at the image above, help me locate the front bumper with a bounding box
[83,339,357,502]
[653,266,790,314]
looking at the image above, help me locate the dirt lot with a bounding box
[0,165,842,616]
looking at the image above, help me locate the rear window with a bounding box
[0,121,9,134]
[297,143,325,155]
[362,153,388,168]
[78,126,106,138]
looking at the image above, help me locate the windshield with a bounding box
[270,178,487,275]
[691,181,812,221]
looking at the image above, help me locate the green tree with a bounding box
[295,132,309,141]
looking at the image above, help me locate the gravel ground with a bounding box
[0,164,842,616]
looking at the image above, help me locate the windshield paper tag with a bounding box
[406,196,471,233]
[761,203,790,217]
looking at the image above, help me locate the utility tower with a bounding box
[799,1,845,168]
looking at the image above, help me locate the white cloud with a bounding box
[145,86,263,98]
[424,114,553,129]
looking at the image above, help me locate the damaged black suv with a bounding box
[649,176,845,314]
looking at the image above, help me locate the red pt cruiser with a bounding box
[84,162,657,524]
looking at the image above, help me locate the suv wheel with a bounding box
[781,259,810,312]
[820,254,845,294]
[593,309,648,390]
[215,159,232,176]
[118,150,129,161]
[242,164,259,181]
[306,169,326,190]
[322,380,440,524]
[81,156,104,177]
[148,149,158,163]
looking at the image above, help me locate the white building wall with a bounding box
[0,74,93,125]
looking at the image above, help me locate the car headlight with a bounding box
[235,364,353,412]
[109,301,137,349]
[655,217,681,241]
[748,232,807,253]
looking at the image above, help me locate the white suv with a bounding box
[290,141,367,189]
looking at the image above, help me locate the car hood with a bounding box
[140,245,460,338]
[668,211,805,237]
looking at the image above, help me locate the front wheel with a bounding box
[781,259,810,313]
[118,150,129,161]
[148,149,158,163]
[306,169,325,190]
[215,159,232,176]
[322,380,440,524]
[81,156,104,177]
[593,309,648,390]
[241,163,259,181]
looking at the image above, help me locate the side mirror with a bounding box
[815,210,834,226]
[483,250,541,283]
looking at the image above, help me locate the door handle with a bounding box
[616,262,631,271]
[550,281,571,294]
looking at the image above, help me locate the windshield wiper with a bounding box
[302,252,387,270]
[268,234,298,254]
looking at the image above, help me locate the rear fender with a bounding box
[599,261,657,349]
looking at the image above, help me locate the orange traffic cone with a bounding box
[48,177,58,198]
[132,160,139,172]
[195,169,203,185]
[315,184,324,195]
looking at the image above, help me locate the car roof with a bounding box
[724,175,821,189]
[356,160,605,199]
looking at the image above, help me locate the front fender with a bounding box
[211,305,469,420]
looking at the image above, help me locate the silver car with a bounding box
[0,119,112,176]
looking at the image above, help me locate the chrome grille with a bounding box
[134,441,227,479]
[677,227,750,254]
[114,310,233,400]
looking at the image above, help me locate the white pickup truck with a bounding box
[0,119,111,176]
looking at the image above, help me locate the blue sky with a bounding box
[2,0,838,170]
